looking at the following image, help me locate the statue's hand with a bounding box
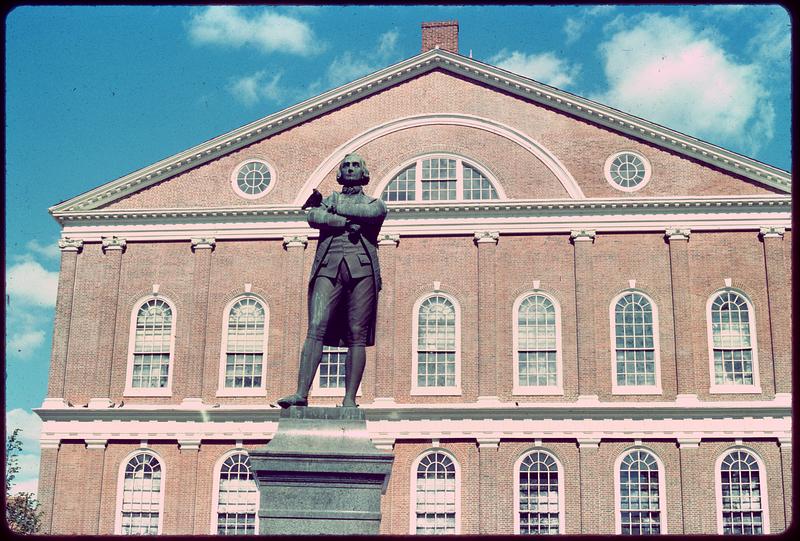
[327,203,337,214]
[346,220,361,234]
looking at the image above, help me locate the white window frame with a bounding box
[216,295,270,397]
[375,153,506,203]
[609,290,663,395]
[124,295,177,397]
[230,158,277,200]
[411,293,462,396]
[209,449,260,535]
[715,447,770,534]
[409,449,461,535]
[513,448,566,534]
[614,447,667,535]
[706,289,761,394]
[512,291,564,395]
[310,346,363,397]
[603,150,652,192]
[114,449,166,535]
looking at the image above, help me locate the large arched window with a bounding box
[380,155,501,202]
[218,296,268,395]
[411,451,459,534]
[514,293,562,394]
[707,290,760,392]
[412,294,460,394]
[611,291,661,394]
[125,297,176,396]
[717,449,768,534]
[515,450,564,534]
[212,451,259,535]
[116,451,164,535]
[616,449,665,534]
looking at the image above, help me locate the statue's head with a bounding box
[336,153,370,186]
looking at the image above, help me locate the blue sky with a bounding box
[4,5,792,496]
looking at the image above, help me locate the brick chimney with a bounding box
[421,20,459,54]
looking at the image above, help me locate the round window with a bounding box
[231,160,275,199]
[604,151,651,191]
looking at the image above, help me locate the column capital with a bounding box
[58,238,84,253]
[677,437,701,449]
[40,439,61,450]
[577,437,600,449]
[473,231,499,244]
[191,237,216,251]
[282,235,308,249]
[778,436,792,448]
[665,228,691,241]
[101,236,126,253]
[178,439,201,451]
[570,229,596,243]
[85,439,108,450]
[759,226,785,239]
[477,437,500,449]
[377,233,400,246]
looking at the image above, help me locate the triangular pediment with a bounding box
[50,48,790,216]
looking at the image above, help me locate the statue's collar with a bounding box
[340,186,364,195]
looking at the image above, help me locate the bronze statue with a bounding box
[277,154,387,408]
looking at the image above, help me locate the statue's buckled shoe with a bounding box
[276,394,308,408]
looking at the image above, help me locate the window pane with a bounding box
[614,294,657,387]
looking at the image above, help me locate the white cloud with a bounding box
[6,260,59,307]
[564,6,616,44]
[229,70,284,106]
[593,13,773,154]
[25,239,60,260]
[746,8,791,71]
[489,50,580,89]
[187,6,320,56]
[327,30,401,87]
[6,409,42,450]
[7,330,46,358]
[6,409,42,497]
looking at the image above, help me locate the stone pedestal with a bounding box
[250,406,393,535]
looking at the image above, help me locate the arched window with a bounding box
[412,294,460,394]
[611,291,661,394]
[213,452,259,535]
[412,451,459,534]
[125,297,175,395]
[218,296,268,395]
[616,449,664,534]
[516,450,563,534]
[514,293,562,394]
[381,156,500,202]
[718,450,768,534]
[116,452,164,535]
[708,290,760,392]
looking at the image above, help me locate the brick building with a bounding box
[37,21,791,535]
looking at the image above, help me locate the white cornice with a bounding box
[53,195,790,242]
[49,50,790,215]
[34,398,791,445]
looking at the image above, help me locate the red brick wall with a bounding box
[421,21,459,53]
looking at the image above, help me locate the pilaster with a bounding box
[577,437,600,534]
[375,233,399,403]
[475,231,499,400]
[477,438,500,534]
[189,237,214,399]
[94,237,125,400]
[677,438,702,534]
[48,239,83,398]
[177,440,201,534]
[282,235,308,398]
[37,442,61,534]
[760,227,790,394]
[571,230,596,397]
[83,439,107,534]
[665,228,696,398]
[779,437,792,528]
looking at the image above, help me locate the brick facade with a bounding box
[39,38,790,535]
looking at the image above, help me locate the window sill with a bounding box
[410,387,462,396]
[709,385,763,394]
[215,388,266,397]
[124,387,172,397]
[512,386,564,396]
[611,386,663,396]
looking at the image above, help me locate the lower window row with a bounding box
[115,447,769,535]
